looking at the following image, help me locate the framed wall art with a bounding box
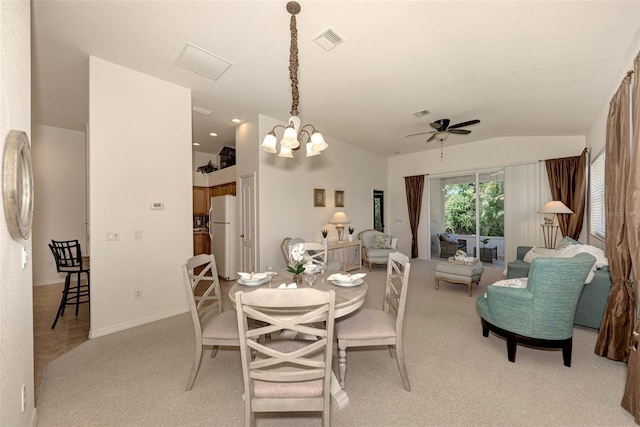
[313,188,326,207]
[334,190,345,208]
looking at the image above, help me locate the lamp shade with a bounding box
[280,126,300,149]
[310,131,328,152]
[305,141,320,157]
[538,201,573,214]
[260,132,277,153]
[330,211,350,225]
[278,145,294,158]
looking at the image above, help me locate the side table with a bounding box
[327,240,362,272]
[474,246,497,263]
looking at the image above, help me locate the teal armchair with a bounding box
[476,253,596,367]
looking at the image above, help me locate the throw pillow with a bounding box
[391,238,398,249]
[556,236,580,250]
[491,278,528,288]
[439,233,458,243]
[372,234,392,249]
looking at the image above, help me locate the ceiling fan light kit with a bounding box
[260,1,328,159]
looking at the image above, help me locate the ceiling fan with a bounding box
[406,118,481,142]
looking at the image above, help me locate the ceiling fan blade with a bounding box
[430,119,450,131]
[448,119,480,129]
[426,134,436,142]
[449,129,471,135]
[405,130,435,137]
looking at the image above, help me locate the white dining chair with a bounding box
[182,253,239,391]
[235,287,336,427]
[301,242,342,271]
[335,251,412,391]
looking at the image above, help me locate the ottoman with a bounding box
[435,260,484,297]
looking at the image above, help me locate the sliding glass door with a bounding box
[429,170,504,263]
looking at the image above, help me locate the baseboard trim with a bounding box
[33,279,64,287]
[88,306,189,339]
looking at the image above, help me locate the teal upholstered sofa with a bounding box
[507,244,612,330]
[478,253,597,366]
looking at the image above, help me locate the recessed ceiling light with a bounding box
[231,118,242,124]
[192,142,200,146]
[209,132,218,137]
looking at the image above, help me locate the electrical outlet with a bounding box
[134,290,142,299]
[106,231,120,241]
[134,230,142,240]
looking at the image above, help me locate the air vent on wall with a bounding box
[313,27,344,51]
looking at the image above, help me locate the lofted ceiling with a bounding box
[31,1,640,158]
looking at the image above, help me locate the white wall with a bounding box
[256,115,388,271]
[0,1,36,425]
[88,57,192,338]
[388,136,586,261]
[31,125,87,285]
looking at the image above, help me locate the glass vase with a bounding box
[294,273,303,286]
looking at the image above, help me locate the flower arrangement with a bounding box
[454,249,467,259]
[348,226,355,235]
[287,243,306,275]
[321,229,328,238]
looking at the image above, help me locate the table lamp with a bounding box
[537,201,573,248]
[330,211,350,243]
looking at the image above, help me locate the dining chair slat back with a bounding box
[301,242,329,268]
[235,287,336,427]
[182,253,239,391]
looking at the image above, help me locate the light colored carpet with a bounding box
[36,259,634,426]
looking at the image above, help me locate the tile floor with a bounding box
[32,275,233,402]
[33,282,90,401]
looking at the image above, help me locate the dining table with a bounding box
[228,269,368,409]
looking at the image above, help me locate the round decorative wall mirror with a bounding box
[3,130,34,241]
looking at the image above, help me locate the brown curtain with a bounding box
[622,53,640,422]
[404,175,424,258]
[595,74,635,362]
[545,149,588,239]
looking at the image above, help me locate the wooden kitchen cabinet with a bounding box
[193,232,210,255]
[209,187,221,198]
[193,186,209,215]
[209,182,236,197]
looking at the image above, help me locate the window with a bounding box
[373,190,384,232]
[590,150,606,239]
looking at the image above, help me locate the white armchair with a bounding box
[359,229,398,271]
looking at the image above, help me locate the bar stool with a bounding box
[48,240,90,329]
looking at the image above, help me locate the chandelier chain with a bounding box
[289,14,299,117]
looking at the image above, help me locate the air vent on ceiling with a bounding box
[192,106,213,115]
[313,27,344,51]
[174,43,233,81]
[413,109,431,118]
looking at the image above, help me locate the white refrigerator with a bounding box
[208,195,237,280]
